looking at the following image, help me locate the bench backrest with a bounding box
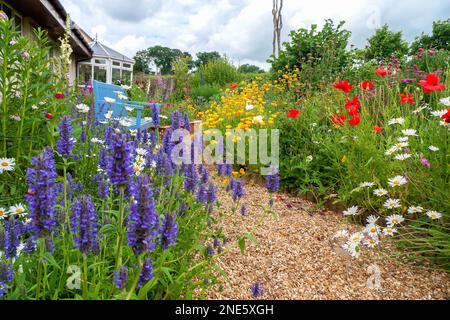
[92,80,128,121]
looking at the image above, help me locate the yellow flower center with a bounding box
[1,161,8,167]
[16,208,24,213]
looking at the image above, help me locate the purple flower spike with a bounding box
[70,195,99,255]
[56,116,74,158]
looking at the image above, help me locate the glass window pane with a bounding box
[122,70,132,84]
[112,61,121,67]
[13,14,22,33]
[2,6,12,19]
[123,63,131,69]
[94,59,106,64]
[93,65,107,83]
[112,68,121,84]
[78,64,92,83]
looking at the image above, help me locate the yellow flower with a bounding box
[239,168,245,175]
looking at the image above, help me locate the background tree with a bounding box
[269,19,352,86]
[133,46,192,75]
[238,63,265,74]
[363,25,409,62]
[194,51,221,68]
[410,19,450,53]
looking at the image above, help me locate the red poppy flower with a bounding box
[230,83,239,89]
[54,92,65,99]
[372,125,383,133]
[374,69,391,77]
[360,81,374,90]
[344,96,361,112]
[332,114,346,126]
[287,109,300,118]
[348,116,360,126]
[332,80,353,93]
[442,109,450,123]
[419,73,446,94]
[400,93,414,104]
[45,112,54,119]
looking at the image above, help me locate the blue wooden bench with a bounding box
[92,80,159,130]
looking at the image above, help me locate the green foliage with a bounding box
[190,84,222,102]
[238,64,265,74]
[191,58,241,87]
[194,51,221,69]
[173,56,192,99]
[269,20,352,89]
[411,19,450,53]
[133,46,192,75]
[363,25,409,62]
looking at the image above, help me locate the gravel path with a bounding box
[205,175,450,300]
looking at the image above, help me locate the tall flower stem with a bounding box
[16,68,30,160]
[82,254,89,300]
[126,256,142,300]
[35,239,45,299]
[114,186,125,271]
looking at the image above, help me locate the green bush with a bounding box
[191,58,241,87]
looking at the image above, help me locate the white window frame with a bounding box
[0,1,23,35]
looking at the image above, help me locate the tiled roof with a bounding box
[90,41,134,63]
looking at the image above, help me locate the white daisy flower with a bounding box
[150,160,157,168]
[349,232,364,244]
[245,101,254,111]
[335,230,349,238]
[90,138,104,145]
[359,182,375,188]
[31,104,38,110]
[343,206,359,216]
[373,188,388,197]
[383,198,401,210]
[385,148,397,156]
[118,93,129,100]
[0,207,7,220]
[342,241,361,258]
[388,176,407,187]
[133,163,145,176]
[401,129,418,136]
[306,155,314,163]
[135,148,148,156]
[382,227,397,237]
[392,142,408,151]
[134,155,146,166]
[394,153,412,161]
[412,105,428,114]
[388,117,405,125]
[9,115,21,121]
[9,203,26,216]
[366,215,379,224]
[159,115,168,119]
[76,104,90,113]
[439,97,450,106]
[104,97,116,103]
[252,115,264,124]
[407,206,424,214]
[364,237,380,248]
[125,107,134,112]
[104,110,113,120]
[426,211,442,220]
[386,214,405,226]
[428,145,439,152]
[119,118,132,127]
[364,224,380,237]
[397,136,409,142]
[430,109,447,118]
[0,158,15,173]
[129,129,137,137]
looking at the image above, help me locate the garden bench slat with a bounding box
[92,80,157,130]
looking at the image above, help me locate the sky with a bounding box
[60,0,450,70]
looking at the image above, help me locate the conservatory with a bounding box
[77,40,134,85]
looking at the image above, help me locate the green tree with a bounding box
[133,46,192,74]
[269,19,352,87]
[194,51,221,68]
[363,25,409,62]
[410,19,450,53]
[238,64,265,74]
